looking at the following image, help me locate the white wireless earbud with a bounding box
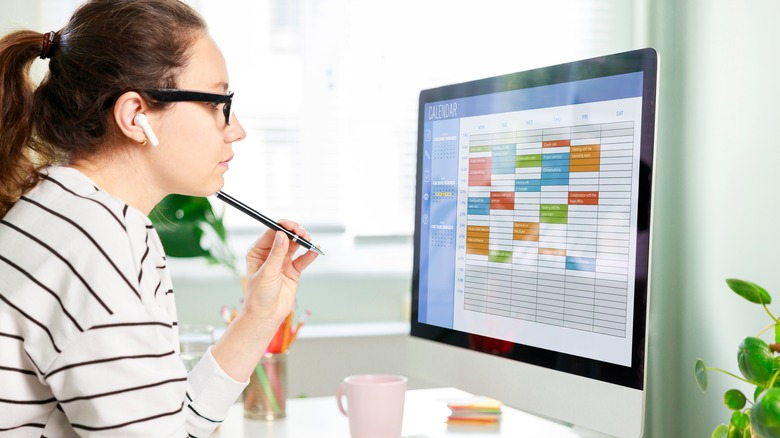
[134,113,159,147]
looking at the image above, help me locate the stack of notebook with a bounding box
[446,396,503,424]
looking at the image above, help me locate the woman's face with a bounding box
[148,32,246,197]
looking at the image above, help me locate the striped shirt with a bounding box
[0,166,245,437]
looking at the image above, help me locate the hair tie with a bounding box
[40,31,55,60]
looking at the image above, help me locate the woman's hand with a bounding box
[242,220,319,324]
[211,220,319,381]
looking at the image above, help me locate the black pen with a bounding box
[216,191,325,255]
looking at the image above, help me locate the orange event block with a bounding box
[513,222,539,241]
[570,145,601,154]
[539,247,566,257]
[466,225,489,255]
[570,145,601,172]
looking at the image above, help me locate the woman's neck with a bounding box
[68,152,163,215]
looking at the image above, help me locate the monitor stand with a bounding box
[571,425,620,438]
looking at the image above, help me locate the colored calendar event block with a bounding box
[570,144,601,172]
[488,250,512,264]
[539,247,566,257]
[516,154,542,168]
[466,225,489,256]
[569,191,599,205]
[513,222,539,241]
[542,140,571,148]
[469,157,492,186]
[490,191,515,210]
[540,204,568,224]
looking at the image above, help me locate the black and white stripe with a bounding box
[0,166,244,436]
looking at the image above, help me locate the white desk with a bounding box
[214,387,577,437]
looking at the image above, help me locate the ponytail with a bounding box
[0,30,57,219]
[0,0,206,220]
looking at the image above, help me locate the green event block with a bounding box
[516,154,542,168]
[540,204,568,224]
[488,250,513,263]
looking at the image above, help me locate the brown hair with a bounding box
[0,0,207,218]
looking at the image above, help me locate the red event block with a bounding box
[490,191,515,210]
[568,191,599,205]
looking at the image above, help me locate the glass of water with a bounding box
[179,324,215,372]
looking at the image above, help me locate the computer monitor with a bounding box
[409,48,658,438]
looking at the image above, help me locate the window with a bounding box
[12,0,642,325]
[202,0,639,239]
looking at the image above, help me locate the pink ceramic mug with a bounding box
[336,374,408,438]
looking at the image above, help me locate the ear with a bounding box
[113,91,149,144]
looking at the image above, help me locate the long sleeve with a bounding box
[0,166,245,436]
[186,347,247,434]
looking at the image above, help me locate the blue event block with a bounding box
[468,197,491,215]
[515,179,542,192]
[566,256,597,272]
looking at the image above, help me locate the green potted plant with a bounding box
[695,279,780,438]
[149,194,237,274]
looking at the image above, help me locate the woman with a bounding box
[0,0,319,435]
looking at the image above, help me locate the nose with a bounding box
[226,113,247,142]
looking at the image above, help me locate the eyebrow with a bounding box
[213,81,229,92]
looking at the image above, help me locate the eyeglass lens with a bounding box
[223,100,232,125]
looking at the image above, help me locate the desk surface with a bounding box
[214,387,577,437]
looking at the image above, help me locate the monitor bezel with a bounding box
[410,48,658,391]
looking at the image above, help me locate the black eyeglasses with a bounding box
[144,89,234,125]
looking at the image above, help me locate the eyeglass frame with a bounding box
[143,89,234,126]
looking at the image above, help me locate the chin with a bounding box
[178,180,224,198]
[206,178,226,196]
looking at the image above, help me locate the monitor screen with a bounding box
[409,48,658,437]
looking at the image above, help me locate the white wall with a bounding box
[644,0,780,436]
[0,1,82,32]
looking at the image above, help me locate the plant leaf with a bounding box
[750,388,780,438]
[726,278,772,305]
[149,195,237,272]
[730,410,749,429]
[155,222,208,258]
[711,424,728,438]
[738,337,774,384]
[696,358,709,392]
[725,389,747,410]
